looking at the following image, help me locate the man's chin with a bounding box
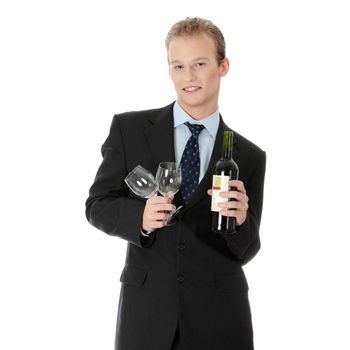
[178,96,205,109]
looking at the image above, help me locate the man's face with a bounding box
[168,33,229,119]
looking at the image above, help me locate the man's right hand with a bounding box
[142,196,176,232]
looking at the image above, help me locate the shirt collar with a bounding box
[173,101,220,138]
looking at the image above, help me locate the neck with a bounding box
[177,101,218,121]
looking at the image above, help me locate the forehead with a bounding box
[167,33,217,62]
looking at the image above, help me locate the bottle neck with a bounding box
[222,131,233,159]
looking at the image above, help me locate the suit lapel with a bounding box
[144,103,184,208]
[144,103,176,175]
[182,116,239,213]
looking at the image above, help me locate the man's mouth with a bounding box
[183,86,201,92]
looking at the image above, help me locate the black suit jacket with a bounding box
[85,102,266,350]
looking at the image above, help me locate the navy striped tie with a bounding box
[180,122,205,204]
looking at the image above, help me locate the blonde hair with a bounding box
[165,17,226,65]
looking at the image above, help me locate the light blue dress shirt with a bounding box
[173,101,220,182]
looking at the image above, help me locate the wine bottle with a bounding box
[211,131,239,234]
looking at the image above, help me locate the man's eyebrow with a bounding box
[169,57,210,65]
[169,60,182,65]
[192,57,209,61]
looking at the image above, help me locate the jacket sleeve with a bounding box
[85,115,156,248]
[221,151,266,265]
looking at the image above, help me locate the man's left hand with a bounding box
[207,180,249,226]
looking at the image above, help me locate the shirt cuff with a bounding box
[140,228,152,237]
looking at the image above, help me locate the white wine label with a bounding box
[211,175,229,212]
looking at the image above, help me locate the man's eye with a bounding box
[175,65,184,69]
[195,62,205,67]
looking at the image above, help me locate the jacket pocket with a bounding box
[120,265,148,287]
[215,272,249,293]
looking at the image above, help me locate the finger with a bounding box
[207,189,213,196]
[220,209,248,218]
[218,201,249,211]
[152,204,176,212]
[220,210,247,225]
[220,191,248,203]
[147,209,170,221]
[219,191,239,199]
[218,201,238,209]
[228,180,246,194]
[145,212,169,224]
[147,196,173,205]
[220,209,238,217]
[153,212,171,221]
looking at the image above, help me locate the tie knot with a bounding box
[185,122,205,137]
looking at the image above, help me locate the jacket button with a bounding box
[177,274,185,283]
[177,243,186,251]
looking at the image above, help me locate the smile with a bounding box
[183,86,201,92]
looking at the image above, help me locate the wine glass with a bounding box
[124,165,158,199]
[156,161,182,225]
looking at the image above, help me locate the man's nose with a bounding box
[184,67,196,82]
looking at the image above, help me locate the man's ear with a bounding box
[220,58,230,77]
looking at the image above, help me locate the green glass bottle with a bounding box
[211,131,239,234]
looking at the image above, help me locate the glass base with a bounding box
[166,217,177,226]
[166,205,182,226]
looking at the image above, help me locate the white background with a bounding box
[1,0,349,349]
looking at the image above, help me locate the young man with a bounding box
[86,17,266,350]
